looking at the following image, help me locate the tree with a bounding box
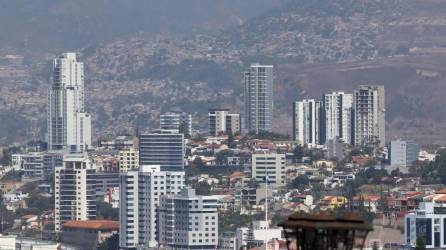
[192,156,205,167]
[194,181,212,195]
[289,175,310,191]
[96,201,119,220]
[97,233,119,250]
[416,236,426,250]
[179,120,190,139]
[293,145,304,162]
[372,242,379,250]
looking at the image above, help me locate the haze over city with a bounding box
[1,1,446,249]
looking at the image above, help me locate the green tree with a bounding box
[97,233,119,250]
[293,145,304,162]
[96,201,119,220]
[194,181,212,195]
[289,175,310,191]
[179,120,190,139]
[416,236,426,250]
[192,156,205,167]
[372,242,379,250]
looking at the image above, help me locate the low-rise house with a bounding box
[318,196,348,211]
[60,220,119,249]
[352,195,381,213]
[3,190,28,202]
[21,214,39,230]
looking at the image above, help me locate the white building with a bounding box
[48,52,91,151]
[208,109,241,136]
[244,64,274,133]
[158,188,218,250]
[54,152,96,232]
[219,232,237,250]
[11,154,23,170]
[235,221,282,250]
[292,99,322,147]
[119,165,185,249]
[118,147,139,172]
[354,85,385,147]
[390,140,420,167]
[160,111,192,136]
[323,92,353,144]
[251,153,286,187]
[22,153,44,180]
[139,130,185,171]
[405,202,446,248]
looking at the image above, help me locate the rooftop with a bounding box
[62,220,119,230]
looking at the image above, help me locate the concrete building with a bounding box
[119,147,139,172]
[235,221,282,250]
[48,52,91,151]
[208,109,241,136]
[22,153,44,180]
[160,111,192,136]
[293,99,322,147]
[219,231,237,250]
[54,152,96,232]
[323,92,353,144]
[326,138,347,161]
[390,140,420,167]
[119,165,185,249]
[354,85,385,147]
[139,130,185,171]
[158,188,218,249]
[244,64,274,133]
[251,153,286,187]
[61,220,118,249]
[405,202,446,248]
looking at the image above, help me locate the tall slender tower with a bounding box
[323,92,353,144]
[48,53,91,151]
[244,63,274,133]
[292,99,322,147]
[354,85,385,147]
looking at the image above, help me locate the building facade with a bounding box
[160,111,192,136]
[244,64,274,133]
[158,188,219,249]
[293,99,322,147]
[54,152,96,232]
[208,109,241,136]
[405,202,446,249]
[139,131,185,171]
[390,140,420,167]
[251,153,286,187]
[323,92,353,144]
[119,165,185,249]
[119,147,139,172]
[48,52,91,151]
[353,85,385,147]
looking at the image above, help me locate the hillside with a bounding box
[3,0,446,144]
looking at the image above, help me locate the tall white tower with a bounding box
[292,99,322,147]
[48,53,91,151]
[244,64,274,133]
[323,92,353,144]
[354,85,385,147]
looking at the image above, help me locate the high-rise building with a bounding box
[158,188,219,249]
[139,130,184,171]
[244,64,274,133]
[208,109,241,136]
[323,92,353,144]
[119,147,139,172]
[54,152,96,232]
[292,99,323,147]
[354,85,385,147]
[119,165,185,249]
[48,53,91,151]
[160,111,192,136]
[390,140,420,167]
[251,153,286,187]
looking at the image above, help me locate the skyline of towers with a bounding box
[47,52,91,151]
[244,63,274,133]
[293,85,385,147]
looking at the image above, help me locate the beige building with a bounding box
[251,153,286,187]
[208,109,241,136]
[61,220,118,249]
[119,147,139,172]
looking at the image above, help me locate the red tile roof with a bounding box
[63,220,119,230]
